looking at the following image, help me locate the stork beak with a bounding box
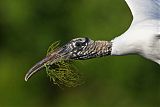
[24,45,70,82]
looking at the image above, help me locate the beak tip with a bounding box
[24,76,28,82]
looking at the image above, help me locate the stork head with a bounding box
[25,37,112,81]
[64,37,112,59]
[59,37,95,60]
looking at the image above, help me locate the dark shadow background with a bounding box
[0,0,160,107]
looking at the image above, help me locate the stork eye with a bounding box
[75,42,83,47]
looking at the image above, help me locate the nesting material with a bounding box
[45,41,84,88]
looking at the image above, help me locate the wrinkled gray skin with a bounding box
[25,37,112,81]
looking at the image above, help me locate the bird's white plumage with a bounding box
[111,0,160,64]
[125,0,160,23]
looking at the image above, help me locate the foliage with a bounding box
[45,41,84,88]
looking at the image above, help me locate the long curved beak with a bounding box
[25,53,60,81]
[25,58,46,81]
[24,45,69,81]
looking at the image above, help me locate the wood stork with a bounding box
[25,0,160,81]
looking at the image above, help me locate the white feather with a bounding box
[125,0,160,22]
[111,0,160,64]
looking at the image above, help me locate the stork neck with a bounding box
[90,40,112,57]
[111,35,139,56]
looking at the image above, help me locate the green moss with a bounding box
[45,41,84,88]
[46,41,60,56]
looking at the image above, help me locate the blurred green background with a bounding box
[0,0,160,107]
